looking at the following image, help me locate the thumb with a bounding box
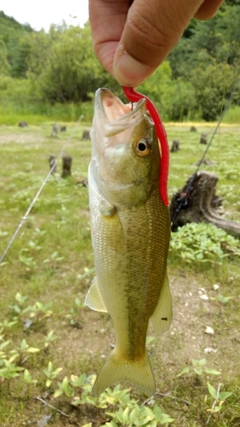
[113,0,223,87]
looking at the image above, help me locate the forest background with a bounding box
[0,0,240,124]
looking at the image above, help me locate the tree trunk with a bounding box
[170,171,240,237]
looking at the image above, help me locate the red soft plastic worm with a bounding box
[122,86,169,206]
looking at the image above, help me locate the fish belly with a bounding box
[88,172,171,395]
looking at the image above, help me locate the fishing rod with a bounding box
[0,115,84,264]
[171,77,240,227]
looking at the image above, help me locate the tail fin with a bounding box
[92,351,155,397]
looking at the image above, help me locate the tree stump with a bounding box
[51,123,59,137]
[61,154,72,178]
[200,133,207,144]
[49,155,57,174]
[170,139,180,152]
[190,126,197,132]
[82,130,90,140]
[170,171,240,237]
[18,121,28,127]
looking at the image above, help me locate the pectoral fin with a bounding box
[84,276,108,313]
[151,272,172,335]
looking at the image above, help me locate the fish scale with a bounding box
[85,88,172,396]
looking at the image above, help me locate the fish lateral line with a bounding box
[122,86,169,206]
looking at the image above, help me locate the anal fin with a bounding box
[84,276,108,313]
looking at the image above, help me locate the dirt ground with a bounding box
[26,268,239,427]
[1,124,240,426]
[61,271,240,387]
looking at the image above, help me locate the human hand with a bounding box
[89,0,223,87]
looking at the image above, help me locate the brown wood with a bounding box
[170,171,240,237]
[49,155,57,174]
[190,126,197,132]
[61,154,72,178]
[51,122,59,137]
[82,130,90,140]
[200,133,207,144]
[18,121,28,127]
[170,139,180,152]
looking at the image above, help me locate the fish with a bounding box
[85,88,172,397]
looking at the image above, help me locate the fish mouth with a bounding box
[94,88,148,137]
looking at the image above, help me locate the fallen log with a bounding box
[170,171,240,237]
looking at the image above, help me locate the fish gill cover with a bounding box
[122,86,169,206]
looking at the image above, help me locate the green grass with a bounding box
[167,124,240,218]
[0,99,94,125]
[0,122,240,426]
[223,106,240,124]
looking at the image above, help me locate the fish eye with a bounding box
[138,141,147,151]
[134,139,150,156]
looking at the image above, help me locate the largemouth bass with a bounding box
[85,88,172,396]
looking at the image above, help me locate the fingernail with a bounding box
[113,51,150,87]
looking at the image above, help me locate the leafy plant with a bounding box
[177,359,220,377]
[54,376,74,398]
[9,293,53,327]
[23,368,38,386]
[65,297,85,327]
[169,223,240,267]
[54,377,174,426]
[10,338,40,364]
[43,330,57,349]
[206,382,233,424]
[106,403,174,426]
[0,356,24,380]
[43,361,63,388]
[211,293,233,304]
[0,121,239,426]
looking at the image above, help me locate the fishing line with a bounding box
[171,77,240,226]
[0,115,84,265]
